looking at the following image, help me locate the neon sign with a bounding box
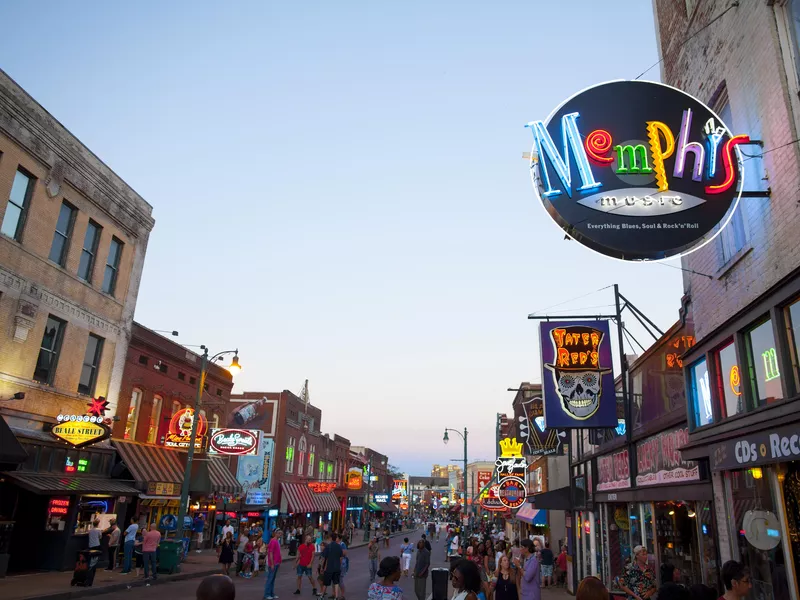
[208,428,260,456]
[494,438,528,509]
[48,497,70,518]
[730,365,742,396]
[527,80,749,261]
[164,408,207,449]
[763,348,780,381]
[307,482,337,493]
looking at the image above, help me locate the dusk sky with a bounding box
[0,1,683,474]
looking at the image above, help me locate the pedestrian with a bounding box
[368,556,403,600]
[222,520,235,541]
[413,539,430,600]
[384,525,390,548]
[481,542,495,600]
[197,574,236,600]
[576,576,609,600]
[451,559,482,600]
[133,529,144,577]
[519,540,540,600]
[219,531,235,575]
[618,545,656,600]
[338,531,350,600]
[319,532,346,600]
[555,546,567,587]
[121,516,139,574]
[720,560,752,600]
[241,540,255,579]
[263,528,282,599]
[294,535,316,595]
[493,555,518,600]
[400,537,414,577]
[510,540,522,569]
[421,534,432,552]
[193,513,206,553]
[236,528,249,576]
[368,536,381,583]
[661,563,682,585]
[105,519,120,571]
[539,542,554,588]
[142,521,161,581]
[87,519,102,550]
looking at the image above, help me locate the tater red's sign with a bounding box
[208,428,260,456]
[527,80,749,261]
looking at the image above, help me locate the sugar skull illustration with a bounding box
[545,325,611,420]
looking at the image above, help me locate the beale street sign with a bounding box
[52,418,109,448]
[526,80,749,261]
[208,428,260,456]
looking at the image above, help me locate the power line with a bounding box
[658,260,714,280]
[528,285,613,317]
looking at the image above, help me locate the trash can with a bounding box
[431,567,449,600]
[71,549,103,587]
[158,540,182,574]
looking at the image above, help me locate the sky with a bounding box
[0,0,683,475]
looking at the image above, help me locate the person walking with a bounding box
[413,539,430,600]
[368,556,403,600]
[294,535,316,596]
[539,542,554,588]
[555,546,567,587]
[421,534,432,552]
[400,537,414,577]
[105,519,120,571]
[451,559,482,600]
[368,536,381,583]
[318,532,346,600]
[720,561,752,600]
[619,546,656,600]
[221,520,234,541]
[493,555,519,600]
[520,540,541,600]
[263,528,282,600]
[193,513,205,553]
[218,531,235,575]
[142,522,161,581]
[236,528,249,576]
[338,532,350,600]
[121,516,139,574]
[88,519,102,550]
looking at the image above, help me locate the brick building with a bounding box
[0,68,154,572]
[650,2,800,597]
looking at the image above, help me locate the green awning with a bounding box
[367,502,381,511]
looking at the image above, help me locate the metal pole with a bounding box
[176,347,208,544]
[363,457,371,542]
[463,428,468,523]
[614,284,631,447]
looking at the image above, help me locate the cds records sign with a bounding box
[527,80,749,261]
[208,429,260,456]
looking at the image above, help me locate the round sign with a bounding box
[497,478,526,509]
[209,428,259,455]
[528,80,749,261]
[742,510,781,550]
[159,514,177,531]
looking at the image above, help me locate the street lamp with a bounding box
[363,455,387,541]
[175,345,242,543]
[442,427,468,520]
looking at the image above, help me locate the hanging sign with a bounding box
[164,408,207,449]
[477,471,493,497]
[597,448,631,491]
[208,428,260,456]
[742,510,781,550]
[237,438,274,505]
[52,417,109,448]
[346,468,363,490]
[374,493,389,503]
[494,438,528,510]
[635,426,699,486]
[392,479,408,501]
[540,321,617,428]
[308,482,337,493]
[516,394,567,455]
[526,80,749,261]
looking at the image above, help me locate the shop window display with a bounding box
[778,461,800,600]
[604,503,634,588]
[745,319,783,407]
[654,501,702,586]
[786,298,800,391]
[697,501,719,586]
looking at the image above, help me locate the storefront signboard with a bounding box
[147,482,178,496]
[164,408,207,450]
[307,482,336,493]
[237,438,275,505]
[635,426,699,486]
[526,80,749,261]
[346,468,363,490]
[47,497,70,517]
[374,493,389,503]
[392,479,408,501]
[540,321,616,428]
[516,394,566,455]
[494,437,528,509]
[52,417,110,448]
[596,448,631,491]
[710,423,800,470]
[208,428,260,456]
[477,470,493,497]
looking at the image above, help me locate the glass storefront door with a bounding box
[654,501,702,585]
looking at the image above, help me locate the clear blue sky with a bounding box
[0,0,682,475]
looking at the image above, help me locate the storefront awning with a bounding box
[515,502,546,526]
[207,457,242,494]
[4,472,139,495]
[367,502,381,511]
[376,502,398,513]
[0,415,27,465]
[281,482,339,514]
[528,486,572,510]
[113,439,182,488]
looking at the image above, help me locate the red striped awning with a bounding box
[281,482,340,514]
[113,440,183,488]
[208,457,242,494]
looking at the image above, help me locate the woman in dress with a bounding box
[493,555,519,600]
[451,559,482,600]
[368,556,403,600]
[218,531,234,575]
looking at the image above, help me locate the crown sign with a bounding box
[499,437,523,458]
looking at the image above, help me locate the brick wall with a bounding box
[653,0,800,342]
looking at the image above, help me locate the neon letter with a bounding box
[585,130,615,165]
[673,109,706,182]
[706,132,724,178]
[614,144,652,174]
[706,134,749,194]
[526,113,601,198]
[646,121,675,192]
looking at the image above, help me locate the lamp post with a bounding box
[443,427,468,521]
[363,455,386,541]
[175,345,241,543]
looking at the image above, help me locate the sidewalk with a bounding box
[0,528,417,600]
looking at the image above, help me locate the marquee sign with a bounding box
[540,320,617,428]
[52,416,110,448]
[527,80,749,261]
[164,408,207,450]
[346,468,363,490]
[494,438,528,510]
[308,482,337,493]
[392,479,408,501]
[208,428,260,456]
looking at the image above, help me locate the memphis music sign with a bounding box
[527,80,749,261]
[208,428,261,456]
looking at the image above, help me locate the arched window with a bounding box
[298,436,307,477]
[147,395,163,444]
[308,444,316,477]
[125,389,142,440]
[172,400,181,416]
[211,413,220,430]
[285,436,296,473]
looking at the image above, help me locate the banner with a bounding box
[236,437,274,505]
[540,320,617,428]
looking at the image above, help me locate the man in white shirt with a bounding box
[236,530,249,575]
[221,520,234,541]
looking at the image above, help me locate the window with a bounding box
[203,382,209,392]
[77,221,101,282]
[158,362,167,374]
[745,319,783,406]
[178,372,186,381]
[1,169,33,241]
[211,413,220,429]
[171,400,181,416]
[138,355,148,365]
[34,315,66,384]
[189,376,196,385]
[78,334,104,395]
[714,98,748,266]
[298,436,307,477]
[216,389,222,397]
[125,389,141,440]
[49,202,76,266]
[785,297,800,392]
[147,395,163,444]
[308,445,315,477]
[319,460,325,480]
[689,358,712,429]
[101,237,123,295]
[327,462,333,480]
[285,436,296,473]
[715,340,744,418]
[785,0,800,91]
